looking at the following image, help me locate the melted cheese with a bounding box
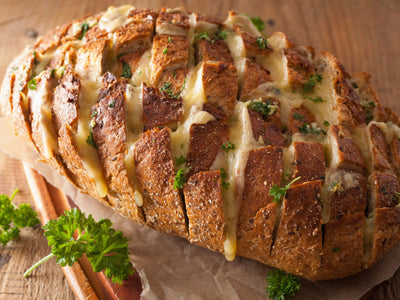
[75,80,107,197]
[99,5,134,33]
[131,50,152,87]
[28,72,58,158]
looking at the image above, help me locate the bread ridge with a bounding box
[1,5,400,281]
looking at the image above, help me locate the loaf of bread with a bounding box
[1,5,400,281]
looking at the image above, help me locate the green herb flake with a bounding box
[256,36,268,49]
[215,30,227,41]
[332,247,340,253]
[79,22,90,40]
[305,95,326,103]
[303,74,323,94]
[395,192,400,204]
[172,70,177,79]
[28,78,37,90]
[220,168,230,190]
[298,123,326,136]
[168,36,172,43]
[138,70,142,76]
[33,50,38,65]
[293,112,304,121]
[24,208,134,284]
[121,62,132,79]
[50,68,56,78]
[0,189,40,246]
[221,141,236,154]
[361,101,375,109]
[91,110,98,117]
[175,155,186,166]
[195,32,211,42]
[86,129,97,149]
[266,269,301,300]
[323,120,330,127]
[180,143,184,149]
[247,99,277,117]
[163,47,168,55]
[248,16,265,32]
[269,177,301,204]
[173,168,186,190]
[116,53,127,60]
[352,82,359,89]
[108,99,116,108]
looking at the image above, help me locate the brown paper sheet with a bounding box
[0,117,399,299]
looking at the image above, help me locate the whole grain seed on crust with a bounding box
[2,5,400,281]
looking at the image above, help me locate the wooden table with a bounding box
[0,0,399,299]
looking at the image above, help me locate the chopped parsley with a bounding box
[293,112,304,121]
[138,70,142,76]
[195,32,211,42]
[298,123,326,136]
[163,47,168,55]
[168,36,172,43]
[361,101,375,109]
[159,79,186,98]
[266,269,301,300]
[394,192,400,204]
[221,141,235,154]
[214,30,227,40]
[86,129,97,149]
[220,168,230,190]
[78,22,89,40]
[361,101,375,124]
[28,78,37,90]
[352,82,359,89]
[194,30,227,43]
[247,16,265,32]
[50,68,56,78]
[108,99,116,108]
[172,70,177,79]
[159,82,174,96]
[256,36,268,49]
[269,177,300,204]
[332,247,340,253]
[173,168,186,190]
[91,110,98,117]
[121,62,132,79]
[180,143,184,149]
[329,181,344,193]
[116,53,126,60]
[175,155,186,166]
[247,99,277,117]
[323,120,330,127]
[305,95,326,103]
[33,50,38,65]
[303,74,323,93]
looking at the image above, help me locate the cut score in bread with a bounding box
[1,5,400,281]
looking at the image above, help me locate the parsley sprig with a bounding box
[269,177,300,204]
[266,269,301,300]
[0,189,40,246]
[24,208,134,284]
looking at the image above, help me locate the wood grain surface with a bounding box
[0,0,399,299]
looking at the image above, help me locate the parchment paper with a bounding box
[0,117,399,300]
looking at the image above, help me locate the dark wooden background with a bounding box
[0,0,399,299]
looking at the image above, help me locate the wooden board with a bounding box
[0,0,400,299]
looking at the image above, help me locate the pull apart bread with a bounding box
[1,5,400,281]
